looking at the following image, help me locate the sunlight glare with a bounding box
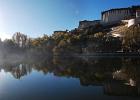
[0,11,12,41]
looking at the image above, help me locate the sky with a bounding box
[0,0,140,40]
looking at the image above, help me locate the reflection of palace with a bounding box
[104,79,138,96]
[0,57,140,96]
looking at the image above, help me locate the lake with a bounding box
[0,56,140,100]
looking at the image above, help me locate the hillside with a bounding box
[50,22,140,55]
[107,25,127,37]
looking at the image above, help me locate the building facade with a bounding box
[102,6,140,24]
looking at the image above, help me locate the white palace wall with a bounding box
[102,9,131,24]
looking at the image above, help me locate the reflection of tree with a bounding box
[11,64,31,79]
[0,63,31,79]
[41,57,140,96]
[0,57,140,91]
[0,58,53,79]
[52,57,122,86]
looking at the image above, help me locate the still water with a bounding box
[0,56,140,100]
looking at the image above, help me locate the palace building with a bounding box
[101,6,140,24]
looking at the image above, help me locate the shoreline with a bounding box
[54,52,140,57]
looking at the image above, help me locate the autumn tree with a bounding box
[12,32,28,47]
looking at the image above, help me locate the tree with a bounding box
[94,32,105,38]
[58,40,67,48]
[3,39,15,48]
[12,32,28,47]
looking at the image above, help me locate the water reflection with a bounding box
[0,56,140,98]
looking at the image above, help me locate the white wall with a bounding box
[102,9,131,24]
[136,10,140,18]
[128,18,140,27]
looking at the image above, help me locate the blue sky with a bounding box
[0,0,140,40]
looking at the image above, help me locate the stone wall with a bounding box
[54,31,67,35]
[78,20,101,29]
